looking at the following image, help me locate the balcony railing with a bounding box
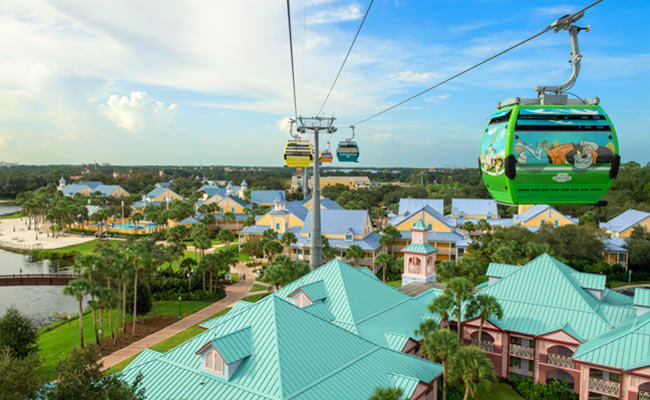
[510,344,534,359]
[547,353,575,369]
[589,377,620,396]
[640,391,650,400]
[471,339,495,353]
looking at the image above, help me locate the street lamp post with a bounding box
[178,296,182,319]
[98,329,103,357]
[121,200,125,224]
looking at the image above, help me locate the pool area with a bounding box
[110,223,156,230]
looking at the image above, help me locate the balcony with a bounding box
[510,344,534,359]
[547,353,575,369]
[640,391,650,400]
[471,339,495,353]
[589,377,620,396]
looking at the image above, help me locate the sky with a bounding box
[0,0,648,167]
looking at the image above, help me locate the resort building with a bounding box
[411,254,650,400]
[291,175,371,191]
[449,198,498,220]
[130,186,184,213]
[59,180,129,198]
[600,209,650,238]
[119,282,443,400]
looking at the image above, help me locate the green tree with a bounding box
[0,349,42,400]
[476,219,491,233]
[436,261,460,283]
[63,278,92,348]
[128,212,142,233]
[345,244,365,266]
[626,226,650,273]
[462,221,476,232]
[45,346,145,400]
[444,277,474,340]
[264,240,282,262]
[421,329,460,400]
[465,294,503,345]
[523,242,550,261]
[0,306,38,358]
[368,386,403,400]
[493,245,519,264]
[374,207,387,230]
[448,346,497,400]
[222,211,236,232]
[414,318,439,338]
[429,293,454,331]
[218,229,237,250]
[375,252,393,283]
[264,258,290,290]
[280,231,297,258]
[381,225,401,256]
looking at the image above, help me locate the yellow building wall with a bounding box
[111,188,129,198]
[202,194,225,206]
[521,208,574,228]
[217,197,246,214]
[395,211,453,233]
[518,204,536,215]
[320,179,356,189]
[152,189,183,202]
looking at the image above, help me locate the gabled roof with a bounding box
[604,238,628,253]
[402,243,436,254]
[573,311,650,370]
[389,205,455,229]
[222,194,249,207]
[301,195,342,210]
[515,204,576,224]
[398,230,464,244]
[119,294,441,400]
[477,254,636,340]
[486,263,520,279]
[61,184,90,196]
[602,209,650,233]
[146,186,182,200]
[451,198,497,216]
[198,327,252,364]
[398,198,444,216]
[290,280,328,302]
[156,182,172,188]
[78,181,103,190]
[285,201,308,221]
[93,184,125,196]
[250,190,285,204]
[302,209,368,236]
[634,288,650,308]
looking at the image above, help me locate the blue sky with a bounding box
[0,0,648,167]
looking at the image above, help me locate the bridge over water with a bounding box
[0,274,81,286]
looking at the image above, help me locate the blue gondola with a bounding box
[336,127,359,162]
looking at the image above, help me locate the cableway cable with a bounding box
[317,0,375,116]
[349,0,603,128]
[286,0,299,121]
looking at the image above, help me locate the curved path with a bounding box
[100,262,254,370]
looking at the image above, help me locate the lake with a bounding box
[0,248,83,328]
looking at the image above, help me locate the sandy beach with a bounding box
[0,218,95,250]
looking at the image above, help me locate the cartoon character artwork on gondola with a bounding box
[479,122,507,176]
[513,133,616,170]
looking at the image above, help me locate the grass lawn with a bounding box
[106,307,233,375]
[37,300,212,380]
[40,239,107,255]
[481,383,523,400]
[387,280,401,288]
[609,280,650,288]
[0,211,22,219]
[250,284,269,292]
[242,292,270,302]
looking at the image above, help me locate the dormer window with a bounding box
[205,349,224,374]
[345,231,353,241]
[293,292,312,308]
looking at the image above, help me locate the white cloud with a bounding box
[308,4,362,24]
[371,132,393,142]
[99,91,177,133]
[533,5,577,16]
[425,93,450,103]
[389,70,438,83]
[276,116,299,136]
[0,135,13,145]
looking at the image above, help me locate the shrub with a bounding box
[0,306,38,358]
[125,282,153,316]
[511,377,578,400]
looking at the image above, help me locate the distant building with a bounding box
[59,181,129,198]
[600,209,650,238]
[291,175,371,191]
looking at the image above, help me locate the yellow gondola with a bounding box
[296,167,303,174]
[320,150,333,163]
[284,140,313,167]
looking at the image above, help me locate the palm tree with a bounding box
[218,229,236,250]
[382,225,401,255]
[74,255,100,345]
[222,211,236,233]
[129,212,142,233]
[436,261,460,283]
[448,346,497,400]
[523,242,549,261]
[476,219,491,233]
[421,329,460,400]
[128,241,148,335]
[321,235,335,263]
[63,278,92,348]
[462,221,476,233]
[202,213,216,232]
[264,240,282,262]
[429,293,455,331]
[374,208,387,230]
[280,231,297,258]
[445,277,475,340]
[345,244,364,266]
[465,294,503,346]
[374,252,393,282]
[368,386,403,400]
[414,318,438,339]
[379,234,394,256]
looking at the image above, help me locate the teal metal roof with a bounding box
[477,254,636,341]
[573,311,650,370]
[274,258,435,350]
[401,243,436,254]
[118,294,441,400]
[486,263,520,278]
[293,280,327,302]
[384,332,410,352]
[634,288,650,307]
[125,348,162,371]
[208,327,252,364]
[573,272,606,291]
[389,373,421,399]
[412,219,428,230]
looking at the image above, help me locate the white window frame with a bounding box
[205,349,224,374]
[293,292,311,308]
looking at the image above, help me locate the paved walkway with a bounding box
[100,262,254,370]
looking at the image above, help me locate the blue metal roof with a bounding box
[398,199,444,216]
[61,184,89,196]
[250,190,285,204]
[294,232,380,251]
[398,230,464,243]
[389,205,455,229]
[301,195,342,210]
[78,181,103,190]
[285,201,308,221]
[603,239,628,253]
[93,184,125,196]
[451,198,497,217]
[157,182,172,188]
[603,209,650,233]
[302,209,368,236]
[241,225,272,234]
